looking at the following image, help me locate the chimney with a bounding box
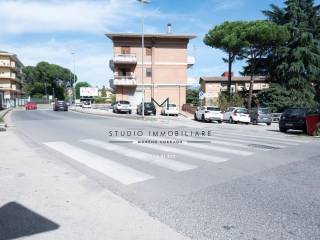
[222,71,233,77]
[167,23,172,34]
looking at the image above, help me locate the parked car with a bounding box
[272,113,282,123]
[279,107,309,133]
[137,102,156,115]
[194,106,223,123]
[82,101,92,109]
[250,107,272,125]
[161,103,179,116]
[222,107,238,121]
[25,102,37,110]
[113,101,132,114]
[53,101,68,111]
[225,107,250,124]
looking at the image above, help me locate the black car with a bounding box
[279,107,309,133]
[53,101,68,111]
[136,102,156,115]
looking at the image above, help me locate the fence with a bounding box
[182,104,197,115]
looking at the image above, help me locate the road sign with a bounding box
[199,91,206,100]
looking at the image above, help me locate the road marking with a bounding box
[144,137,253,156]
[44,141,153,185]
[211,132,301,145]
[117,137,229,163]
[206,135,289,148]
[81,139,197,172]
[213,131,309,144]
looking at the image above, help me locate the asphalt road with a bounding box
[11,109,320,240]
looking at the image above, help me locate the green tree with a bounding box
[23,62,77,100]
[204,21,246,95]
[75,82,91,99]
[237,20,290,110]
[101,85,107,98]
[259,0,320,110]
[186,88,200,106]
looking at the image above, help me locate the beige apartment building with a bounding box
[0,51,24,108]
[200,72,269,105]
[106,30,196,110]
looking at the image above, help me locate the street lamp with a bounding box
[72,52,76,104]
[137,0,150,120]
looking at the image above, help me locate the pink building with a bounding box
[106,30,196,110]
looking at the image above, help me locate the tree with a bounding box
[75,82,91,99]
[204,21,246,95]
[101,85,107,98]
[23,62,77,100]
[237,20,290,110]
[186,88,200,106]
[259,0,320,110]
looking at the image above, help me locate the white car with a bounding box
[161,103,179,116]
[224,107,250,124]
[81,101,91,109]
[194,106,223,123]
[113,100,132,114]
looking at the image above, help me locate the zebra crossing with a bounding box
[44,130,312,185]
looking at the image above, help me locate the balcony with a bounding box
[114,53,137,64]
[111,75,137,86]
[187,56,195,68]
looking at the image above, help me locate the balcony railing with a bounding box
[113,53,137,64]
[112,75,137,86]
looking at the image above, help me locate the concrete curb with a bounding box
[0,108,12,131]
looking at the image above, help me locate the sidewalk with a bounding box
[0,112,189,240]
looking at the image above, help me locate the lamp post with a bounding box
[72,52,76,104]
[137,0,150,120]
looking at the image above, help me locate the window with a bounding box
[146,47,152,56]
[146,68,152,77]
[121,46,130,54]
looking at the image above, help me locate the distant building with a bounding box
[200,72,269,105]
[98,87,114,103]
[0,51,24,108]
[106,26,196,110]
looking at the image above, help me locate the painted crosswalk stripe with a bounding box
[142,137,253,156]
[117,138,229,163]
[44,142,153,185]
[214,131,309,144]
[209,134,288,148]
[81,139,197,172]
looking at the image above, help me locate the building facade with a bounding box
[106,32,195,110]
[0,51,24,108]
[200,72,269,105]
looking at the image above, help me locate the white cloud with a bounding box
[0,0,140,35]
[212,0,245,10]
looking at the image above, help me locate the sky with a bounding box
[0,0,315,88]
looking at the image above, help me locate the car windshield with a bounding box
[207,107,220,111]
[259,108,270,114]
[237,108,249,114]
[119,101,130,104]
[284,108,306,116]
[145,103,154,108]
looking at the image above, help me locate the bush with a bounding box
[93,97,106,104]
[218,92,245,111]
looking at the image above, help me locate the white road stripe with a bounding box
[117,137,229,163]
[212,132,305,144]
[44,142,153,185]
[206,135,288,148]
[143,136,253,156]
[81,139,197,172]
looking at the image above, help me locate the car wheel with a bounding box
[267,122,271,126]
[245,122,249,125]
[253,119,258,125]
[202,115,205,122]
[279,127,287,133]
[194,114,198,121]
[129,110,132,114]
[218,120,222,124]
[229,117,233,124]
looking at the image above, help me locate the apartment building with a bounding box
[200,72,269,105]
[0,51,24,108]
[106,29,196,110]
